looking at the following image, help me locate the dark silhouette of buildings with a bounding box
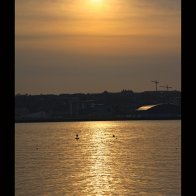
[15,90,181,122]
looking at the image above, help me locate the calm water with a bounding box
[15,120,181,196]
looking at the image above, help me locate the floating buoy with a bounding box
[75,134,79,140]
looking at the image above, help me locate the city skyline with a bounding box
[16,0,181,94]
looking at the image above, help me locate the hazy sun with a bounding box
[91,0,103,5]
[91,0,103,7]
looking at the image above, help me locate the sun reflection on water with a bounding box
[87,122,114,194]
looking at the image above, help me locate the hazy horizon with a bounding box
[15,89,181,96]
[16,0,181,94]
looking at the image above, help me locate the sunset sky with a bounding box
[16,0,181,94]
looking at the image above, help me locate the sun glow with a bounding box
[89,0,105,11]
[91,0,103,5]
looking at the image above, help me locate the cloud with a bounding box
[132,0,180,10]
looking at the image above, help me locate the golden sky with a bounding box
[16,0,181,94]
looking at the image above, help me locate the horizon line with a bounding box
[15,90,181,96]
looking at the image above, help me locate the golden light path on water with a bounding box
[88,122,112,194]
[15,121,181,195]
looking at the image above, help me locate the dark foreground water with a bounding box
[15,120,181,195]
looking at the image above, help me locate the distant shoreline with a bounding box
[15,116,181,123]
